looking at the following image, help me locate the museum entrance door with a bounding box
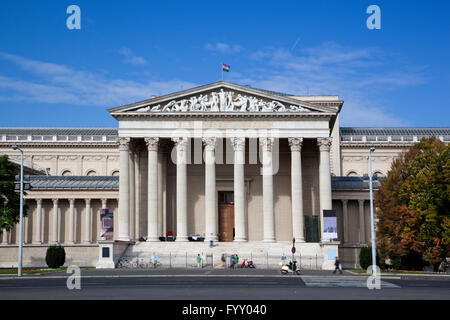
[218,191,235,242]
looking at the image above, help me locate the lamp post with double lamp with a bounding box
[11,145,24,277]
[369,146,377,277]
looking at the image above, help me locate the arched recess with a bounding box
[346,170,359,177]
[61,169,72,176]
[85,169,97,176]
[111,170,119,176]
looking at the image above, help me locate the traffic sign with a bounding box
[291,247,296,254]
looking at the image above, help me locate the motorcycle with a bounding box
[240,258,255,268]
[281,260,301,275]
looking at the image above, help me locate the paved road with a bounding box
[0,269,449,300]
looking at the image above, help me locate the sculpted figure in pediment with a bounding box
[163,100,177,112]
[210,92,219,111]
[248,96,259,112]
[233,94,248,112]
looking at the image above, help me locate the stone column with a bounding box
[34,198,42,244]
[84,199,91,243]
[129,147,135,240]
[172,137,188,241]
[203,137,217,241]
[117,137,131,241]
[260,137,275,242]
[231,137,246,242]
[134,148,141,239]
[145,137,159,242]
[51,199,58,244]
[318,137,333,241]
[1,229,8,244]
[68,199,75,243]
[157,150,164,238]
[358,199,366,244]
[101,198,107,209]
[341,199,349,244]
[289,138,304,242]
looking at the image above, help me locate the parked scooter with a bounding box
[240,258,255,268]
[281,260,301,275]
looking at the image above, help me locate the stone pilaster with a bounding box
[34,198,42,244]
[84,198,91,243]
[358,199,366,244]
[51,199,58,244]
[68,199,75,243]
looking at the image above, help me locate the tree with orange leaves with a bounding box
[375,137,449,271]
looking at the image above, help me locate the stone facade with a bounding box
[0,82,448,269]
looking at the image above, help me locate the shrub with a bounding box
[45,245,66,268]
[359,246,380,270]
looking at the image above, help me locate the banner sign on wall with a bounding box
[323,209,338,240]
[100,208,114,239]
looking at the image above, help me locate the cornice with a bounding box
[112,112,334,120]
[0,142,118,148]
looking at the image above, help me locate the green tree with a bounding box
[0,155,28,231]
[375,137,450,270]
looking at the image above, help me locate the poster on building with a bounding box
[100,208,114,239]
[323,209,338,240]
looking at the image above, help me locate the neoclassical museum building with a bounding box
[0,81,449,269]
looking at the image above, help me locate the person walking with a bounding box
[230,254,235,268]
[333,256,343,274]
[221,254,226,268]
[196,254,202,268]
[234,254,239,269]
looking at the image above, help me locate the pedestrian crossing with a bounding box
[301,277,400,288]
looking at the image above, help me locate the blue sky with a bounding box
[0,0,449,127]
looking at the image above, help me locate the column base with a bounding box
[263,238,276,243]
[233,237,247,242]
[32,241,42,245]
[205,236,219,242]
[117,237,130,242]
[175,236,189,242]
[146,236,160,242]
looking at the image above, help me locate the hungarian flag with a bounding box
[222,63,230,72]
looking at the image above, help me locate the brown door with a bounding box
[218,191,235,242]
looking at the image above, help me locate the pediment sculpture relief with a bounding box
[135,89,312,113]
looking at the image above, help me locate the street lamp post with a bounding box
[369,146,377,277]
[12,145,24,277]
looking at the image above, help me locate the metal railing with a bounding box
[116,252,324,270]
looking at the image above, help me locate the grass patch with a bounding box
[349,269,428,275]
[0,267,94,275]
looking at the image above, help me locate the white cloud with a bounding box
[118,47,148,66]
[233,42,426,126]
[204,42,242,54]
[0,53,196,107]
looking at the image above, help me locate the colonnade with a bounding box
[116,136,334,243]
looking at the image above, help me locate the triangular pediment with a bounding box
[109,81,335,115]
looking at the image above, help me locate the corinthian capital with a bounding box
[202,137,216,151]
[117,137,131,151]
[288,138,303,152]
[172,137,188,151]
[317,137,332,152]
[259,137,274,152]
[231,137,245,151]
[144,137,159,151]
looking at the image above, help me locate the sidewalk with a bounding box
[2,267,449,281]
